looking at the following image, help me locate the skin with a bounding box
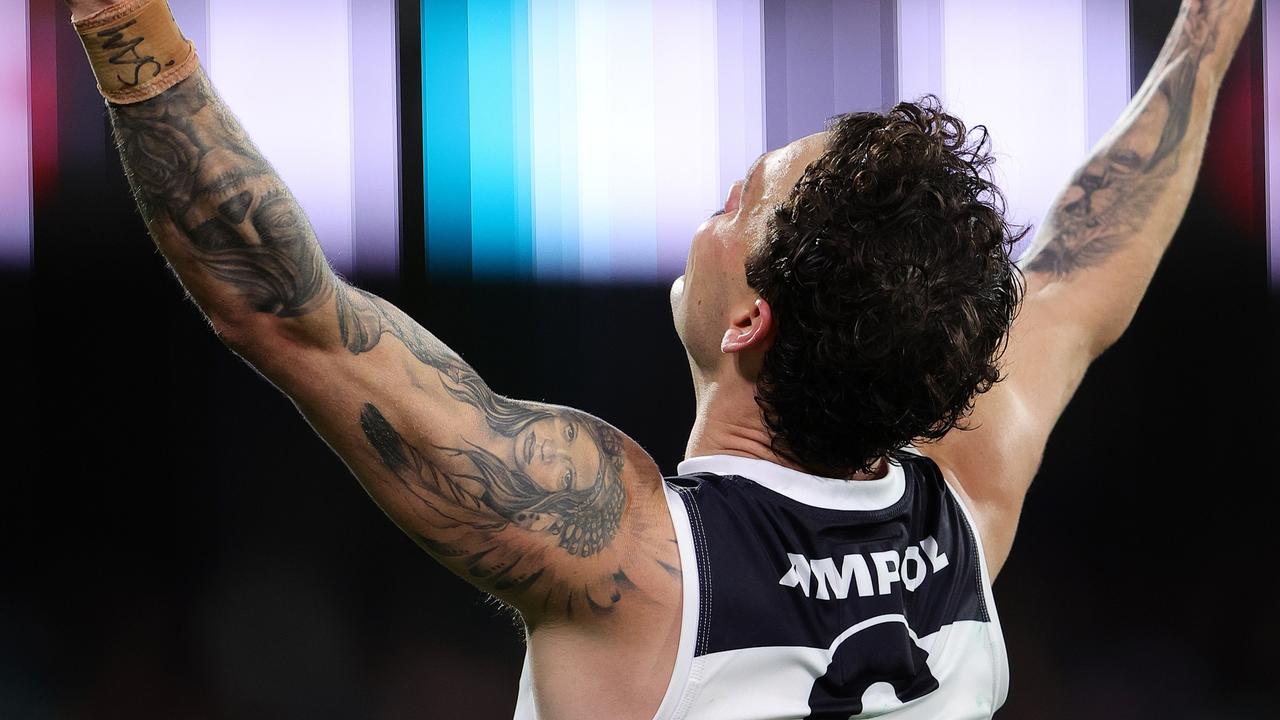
[672,132,892,484]
[680,0,1256,579]
[67,0,1254,716]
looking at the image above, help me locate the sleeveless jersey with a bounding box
[513,453,1008,720]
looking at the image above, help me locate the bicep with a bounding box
[235,287,678,623]
[919,286,1094,577]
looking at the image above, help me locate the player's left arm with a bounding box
[106,72,677,622]
[70,0,679,627]
[918,0,1257,579]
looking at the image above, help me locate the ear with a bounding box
[721,298,774,354]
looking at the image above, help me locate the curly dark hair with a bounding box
[744,97,1026,477]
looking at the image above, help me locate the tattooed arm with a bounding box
[920,0,1256,578]
[103,64,677,623]
[1019,0,1255,342]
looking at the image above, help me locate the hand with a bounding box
[64,0,123,22]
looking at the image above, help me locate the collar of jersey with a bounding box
[676,454,907,512]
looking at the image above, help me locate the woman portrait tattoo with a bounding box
[360,402,626,560]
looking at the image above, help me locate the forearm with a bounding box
[1019,0,1253,354]
[107,67,346,349]
[86,7,457,384]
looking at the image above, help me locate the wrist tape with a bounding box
[74,0,198,105]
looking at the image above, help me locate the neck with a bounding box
[685,375,887,481]
[685,377,775,462]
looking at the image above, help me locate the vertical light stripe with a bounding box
[609,0,658,280]
[529,0,580,281]
[939,0,1089,247]
[467,0,527,278]
[431,0,780,282]
[715,0,766,201]
[423,0,472,277]
[511,0,535,278]
[896,0,944,103]
[832,0,893,116]
[0,0,32,269]
[762,0,789,150]
[207,0,355,276]
[579,0,657,280]
[878,0,898,111]
[652,0,719,278]
[782,0,835,140]
[554,0,581,280]
[762,0,893,145]
[1267,0,1280,285]
[573,0,613,278]
[1083,0,1131,149]
[528,0,560,278]
[26,0,58,233]
[349,0,402,281]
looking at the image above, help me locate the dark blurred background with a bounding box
[7,0,1279,718]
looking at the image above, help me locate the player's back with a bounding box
[650,453,1008,720]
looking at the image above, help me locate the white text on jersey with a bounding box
[778,537,950,599]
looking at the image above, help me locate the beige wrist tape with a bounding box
[74,0,199,105]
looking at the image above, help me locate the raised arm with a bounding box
[70,0,677,625]
[921,0,1257,577]
[1020,0,1256,338]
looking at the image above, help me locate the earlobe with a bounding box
[721,298,774,354]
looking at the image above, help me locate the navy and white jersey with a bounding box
[649,453,1008,720]
[511,453,1008,720]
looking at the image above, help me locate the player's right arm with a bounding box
[919,0,1256,578]
[68,0,678,626]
